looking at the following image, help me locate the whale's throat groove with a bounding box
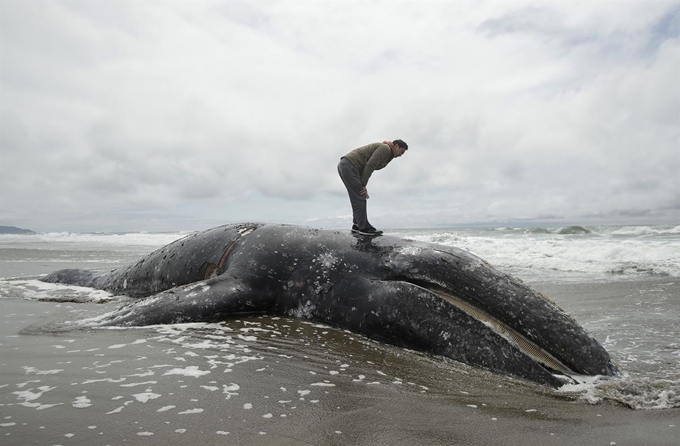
[405,281,574,375]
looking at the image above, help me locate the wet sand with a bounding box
[1,279,678,445]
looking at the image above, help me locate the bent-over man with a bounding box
[337,139,408,236]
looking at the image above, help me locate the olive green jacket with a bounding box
[343,142,394,186]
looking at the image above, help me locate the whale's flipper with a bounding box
[42,269,99,287]
[96,278,271,326]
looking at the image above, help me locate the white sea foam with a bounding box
[162,366,210,377]
[178,408,203,414]
[394,225,680,280]
[132,391,161,403]
[0,279,118,302]
[0,231,188,247]
[610,225,680,236]
[72,396,92,408]
[558,374,680,410]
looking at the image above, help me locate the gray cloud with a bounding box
[1,0,678,232]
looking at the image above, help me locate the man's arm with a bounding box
[360,144,392,186]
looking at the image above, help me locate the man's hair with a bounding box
[393,139,408,150]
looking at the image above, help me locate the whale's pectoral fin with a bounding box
[42,269,98,287]
[95,277,269,326]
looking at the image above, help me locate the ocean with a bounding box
[0,224,678,445]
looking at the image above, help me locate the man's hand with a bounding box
[359,187,370,199]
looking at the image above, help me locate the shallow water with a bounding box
[1,297,678,445]
[531,279,680,410]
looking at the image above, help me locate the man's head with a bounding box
[392,139,408,158]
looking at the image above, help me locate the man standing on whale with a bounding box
[338,139,408,236]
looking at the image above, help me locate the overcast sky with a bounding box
[1,0,678,232]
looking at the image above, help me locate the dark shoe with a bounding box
[351,225,359,233]
[357,227,383,236]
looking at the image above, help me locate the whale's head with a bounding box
[371,239,619,382]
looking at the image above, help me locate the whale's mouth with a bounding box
[416,285,574,375]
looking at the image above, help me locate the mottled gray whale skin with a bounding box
[42,223,619,387]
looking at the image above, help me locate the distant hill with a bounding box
[0,226,36,234]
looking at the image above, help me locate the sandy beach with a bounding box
[1,278,677,446]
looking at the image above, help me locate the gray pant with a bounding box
[337,157,370,230]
